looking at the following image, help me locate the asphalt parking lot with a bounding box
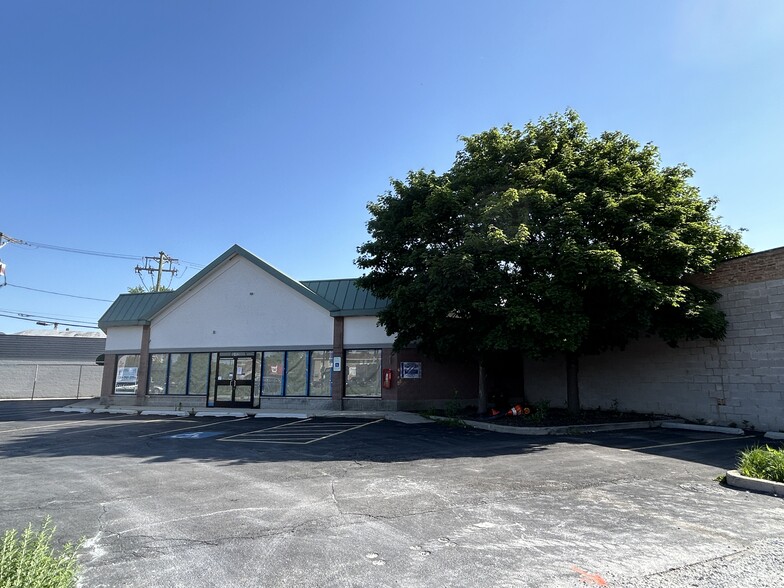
[1,400,783,588]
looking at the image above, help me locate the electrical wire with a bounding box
[15,240,141,260]
[3,283,114,302]
[0,307,100,321]
[8,235,206,268]
[0,312,98,329]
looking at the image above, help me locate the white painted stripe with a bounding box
[624,435,755,451]
[0,413,141,435]
[219,418,382,445]
[254,412,308,419]
[138,417,250,438]
[303,419,382,444]
[218,418,311,441]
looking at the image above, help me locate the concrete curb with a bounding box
[94,408,140,415]
[764,431,784,440]
[432,416,667,436]
[51,402,435,424]
[49,407,92,413]
[139,410,189,417]
[662,421,744,435]
[725,469,784,497]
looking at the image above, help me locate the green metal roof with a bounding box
[98,245,387,330]
[98,291,176,329]
[301,279,388,317]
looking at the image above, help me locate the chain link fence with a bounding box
[0,362,103,399]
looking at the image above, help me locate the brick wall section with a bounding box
[689,247,784,289]
[392,350,479,411]
[524,249,784,431]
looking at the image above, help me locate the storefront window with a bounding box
[114,354,140,395]
[309,350,332,397]
[148,354,169,394]
[167,354,189,395]
[261,351,284,395]
[345,349,381,397]
[188,353,210,395]
[285,351,307,396]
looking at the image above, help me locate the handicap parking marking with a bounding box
[138,417,250,438]
[219,418,383,445]
[167,431,227,439]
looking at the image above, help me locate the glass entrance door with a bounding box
[213,354,255,407]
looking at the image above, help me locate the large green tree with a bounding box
[356,111,750,414]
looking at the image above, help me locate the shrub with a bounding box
[737,445,784,483]
[0,517,81,588]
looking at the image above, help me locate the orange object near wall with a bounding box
[382,368,394,389]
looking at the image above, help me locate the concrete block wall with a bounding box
[524,273,784,432]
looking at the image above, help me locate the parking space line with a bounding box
[60,418,193,436]
[138,417,250,438]
[624,435,756,451]
[0,416,190,436]
[217,418,312,442]
[303,419,383,444]
[0,412,130,434]
[219,418,382,445]
[0,412,121,422]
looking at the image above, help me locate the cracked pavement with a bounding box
[1,400,783,587]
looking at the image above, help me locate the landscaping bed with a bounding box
[478,406,664,428]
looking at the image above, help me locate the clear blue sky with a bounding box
[1,0,782,334]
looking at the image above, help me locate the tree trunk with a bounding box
[566,351,580,416]
[477,359,488,415]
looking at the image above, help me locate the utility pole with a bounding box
[0,232,25,250]
[0,232,24,286]
[134,251,178,292]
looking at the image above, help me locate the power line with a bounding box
[16,239,141,260]
[2,232,206,268]
[0,312,98,329]
[3,283,114,302]
[0,307,98,321]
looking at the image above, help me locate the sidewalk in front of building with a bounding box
[54,397,784,437]
[53,397,434,424]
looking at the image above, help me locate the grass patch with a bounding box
[0,517,81,588]
[737,445,784,483]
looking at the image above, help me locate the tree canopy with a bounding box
[356,111,750,411]
[127,285,173,293]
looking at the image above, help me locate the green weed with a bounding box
[737,445,784,483]
[0,517,81,588]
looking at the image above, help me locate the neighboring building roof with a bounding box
[12,329,105,338]
[98,244,388,330]
[302,279,388,317]
[0,334,105,362]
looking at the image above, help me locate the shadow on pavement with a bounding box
[1,403,775,470]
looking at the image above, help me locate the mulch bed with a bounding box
[475,408,661,428]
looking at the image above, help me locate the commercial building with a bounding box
[98,244,784,431]
[98,245,475,411]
